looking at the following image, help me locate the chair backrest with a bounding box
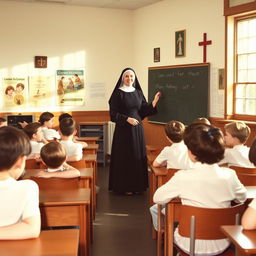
[25,159,41,169]
[67,159,86,169]
[163,168,179,184]
[236,173,256,186]
[229,165,256,174]
[30,177,80,190]
[178,204,245,240]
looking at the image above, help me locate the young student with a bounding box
[151,123,246,255]
[249,139,256,166]
[218,121,254,167]
[0,126,40,239]
[23,122,48,158]
[241,198,256,230]
[39,112,60,141]
[191,117,211,125]
[35,142,80,178]
[0,117,7,127]
[59,118,87,161]
[58,113,72,123]
[152,120,194,169]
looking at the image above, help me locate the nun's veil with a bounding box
[108,67,143,104]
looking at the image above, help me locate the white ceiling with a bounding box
[2,0,163,10]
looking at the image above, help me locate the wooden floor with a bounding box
[91,164,156,256]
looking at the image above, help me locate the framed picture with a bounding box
[218,68,225,90]
[175,30,186,57]
[35,56,47,68]
[154,47,160,62]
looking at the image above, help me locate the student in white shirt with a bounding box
[34,142,80,178]
[39,112,60,141]
[59,117,87,161]
[249,139,256,167]
[219,121,254,168]
[153,120,194,169]
[151,123,246,255]
[242,198,256,230]
[23,122,48,159]
[0,126,40,239]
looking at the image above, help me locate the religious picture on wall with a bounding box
[29,76,53,107]
[175,30,186,57]
[154,47,160,62]
[218,68,225,90]
[2,77,28,109]
[56,70,85,106]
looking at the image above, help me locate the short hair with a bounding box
[40,142,66,169]
[165,120,185,143]
[224,121,250,143]
[0,126,31,171]
[184,123,225,164]
[38,112,54,125]
[58,113,72,123]
[16,83,24,90]
[5,85,14,94]
[249,139,256,166]
[59,118,76,136]
[23,122,41,139]
[191,117,211,125]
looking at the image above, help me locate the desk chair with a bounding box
[67,159,87,169]
[162,203,245,256]
[25,159,41,169]
[30,177,80,190]
[236,173,256,186]
[229,166,256,175]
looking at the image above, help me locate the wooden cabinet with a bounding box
[79,122,107,166]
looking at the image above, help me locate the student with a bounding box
[59,118,87,161]
[39,112,60,141]
[0,126,40,239]
[153,120,194,169]
[191,117,211,125]
[35,142,80,178]
[241,198,256,230]
[151,123,246,255]
[249,139,256,166]
[219,121,254,168]
[58,113,72,123]
[23,122,48,158]
[0,117,7,127]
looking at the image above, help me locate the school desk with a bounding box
[83,143,99,155]
[76,136,100,144]
[0,229,79,256]
[39,188,91,256]
[221,226,256,255]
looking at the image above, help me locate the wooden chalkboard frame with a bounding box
[148,63,210,124]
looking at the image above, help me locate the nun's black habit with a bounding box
[108,68,157,194]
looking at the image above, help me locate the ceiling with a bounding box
[2,0,163,10]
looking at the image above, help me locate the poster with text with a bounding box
[28,76,53,107]
[56,70,85,106]
[2,77,28,110]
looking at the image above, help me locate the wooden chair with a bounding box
[67,159,87,169]
[25,159,41,169]
[160,203,245,256]
[229,165,256,175]
[30,177,80,190]
[236,173,256,186]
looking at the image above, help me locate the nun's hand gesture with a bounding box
[127,117,139,126]
[152,91,161,107]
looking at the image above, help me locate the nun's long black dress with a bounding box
[109,88,157,194]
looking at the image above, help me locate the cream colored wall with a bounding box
[133,0,225,118]
[0,1,133,112]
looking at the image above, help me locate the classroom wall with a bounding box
[0,0,133,113]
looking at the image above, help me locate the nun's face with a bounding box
[123,71,135,86]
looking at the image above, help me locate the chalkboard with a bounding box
[148,63,210,125]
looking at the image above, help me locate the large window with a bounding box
[234,16,256,115]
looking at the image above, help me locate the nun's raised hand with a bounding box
[152,91,161,107]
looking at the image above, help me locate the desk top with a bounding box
[86,144,99,150]
[221,225,256,254]
[39,188,90,206]
[77,136,100,142]
[0,229,79,256]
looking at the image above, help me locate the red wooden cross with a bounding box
[198,33,212,63]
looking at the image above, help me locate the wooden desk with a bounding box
[77,136,99,144]
[84,143,99,155]
[221,225,256,255]
[40,188,91,256]
[0,229,79,256]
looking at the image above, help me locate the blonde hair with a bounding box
[224,121,250,143]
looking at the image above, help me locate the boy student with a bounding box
[39,112,60,141]
[0,117,7,127]
[35,142,80,178]
[59,117,87,161]
[0,126,40,239]
[153,120,194,169]
[151,123,246,255]
[218,121,254,168]
[23,122,48,158]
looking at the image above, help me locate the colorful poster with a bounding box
[56,70,85,106]
[28,76,52,107]
[3,77,28,109]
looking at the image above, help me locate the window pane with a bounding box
[248,37,256,52]
[245,99,256,114]
[248,70,256,81]
[238,69,248,82]
[248,54,256,69]
[249,19,256,36]
[246,84,256,98]
[237,38,248,54]
[238,55,248,69]
[236,84,246,97]
[238,21,248,38]
[235,99,245,114]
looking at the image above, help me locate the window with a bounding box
[234,16,256,116]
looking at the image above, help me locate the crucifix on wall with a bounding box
[198,33,212,63]
[35,56,47,68]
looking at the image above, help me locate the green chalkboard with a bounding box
[148,63,210,125]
